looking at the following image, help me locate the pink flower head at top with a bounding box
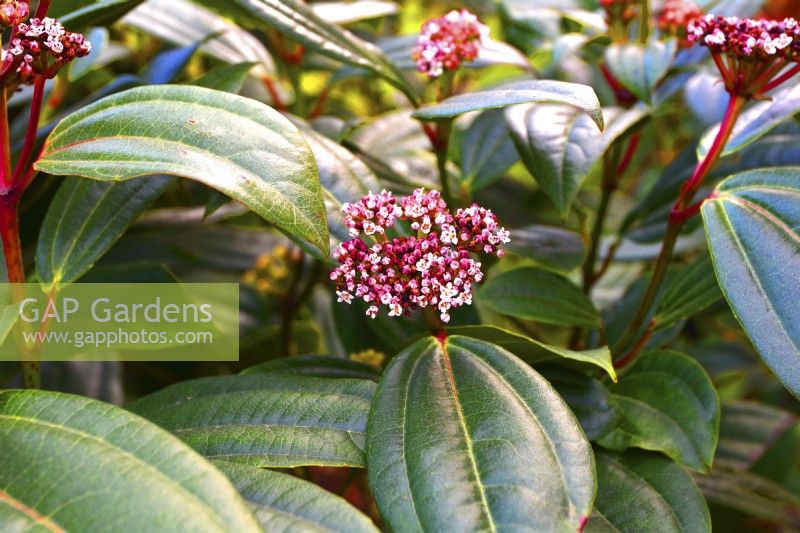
[688,15,800,96]
[2,17,91,85]
[0,0,28,27]
[331,189,510,323]
[412,9,488,79]
[657,0,703,45]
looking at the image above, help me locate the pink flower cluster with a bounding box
[0,0,28,27]
[412,9,488,79]
[658,0,703,44]
[3,17,91,84]
[688,15,799,60]
[331,189,510,323]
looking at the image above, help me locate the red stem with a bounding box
[614,320,655,369]
[616,133,640,176]
[760,63,800,94]
[35,0,51,18]
[11,76,46,186]
[262,77,286,112]
[0,88,12,191]
[0,192,24,283]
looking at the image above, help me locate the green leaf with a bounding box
[701,167,800,398]
[589,450,711,533]
[716,400,796,471]
[193,62,256,93]
[459,109,520,191]
[35,85,330,258]
[599,350,720,473]
[227,0,418,104]
[413,80,603,128]
[312,1,398,25]
[0,390,260,532]
[56,0,144,30]
[478,266,600,327]
[542,367,620,440]
[698,83,800,159]
[242,354,381,380]
[128,373,375,467]
[213,460,379,532]
[654,254,722,328]
[507,224,586,273]
[603,40,677,103]
[506,104,647,216]
[36,176,172,287]
[448,325,616,381]
[367,335,596,531]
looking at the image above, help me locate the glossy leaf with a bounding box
[35,85,330,258]
[242,354,381,380]
[36,176,172,286]
[128,373,375,467]
[542,367,620,440]
[448,325,616,380]
[214,460,379,532]
[701,167,800,398]
[367,335,596,531]
[311,1,398,24]
[414,80,603,128]
[654,254,722,328]
[699,82,800,158]
[459,109,520,191]
[506,104,647,215]
[478,266,600,327]
[507,224,586,273]
[599,350,720,473]
[0,390,260,532]
[604,40,677,103]
[589,451,711,533]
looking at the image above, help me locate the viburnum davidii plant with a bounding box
[1,1,800,532]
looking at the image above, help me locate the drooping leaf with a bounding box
[698,82,800,159]
[506,104,647,215]
[213,460,379,532]
[35,85,330,258]
[0,390,260,532]
[242,354,381,380]
[716,400,796,470]
[654,254,722,328]
[414,80,603,128]
[478,266,600,327]
[507,224,586,273]
[599,350,720,473]
[128,373,375,467]
[588,450,711,533]
[367,335,596,531]
[701,167,800,398]
[603,40,677,103]
[448,325,616,380]
[459,109,520,191]
[36,176,173,287]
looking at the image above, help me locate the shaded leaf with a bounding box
[459,109,519,191]
[57,0,143,31]
[193,62,255,93]
[716,400,796,470]
[507,224,586,273]
[604,40,677,103]
[654,254,722,328]
[242,354,381,380]
[541,367,620,440]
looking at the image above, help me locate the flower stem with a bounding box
[12,76,46,185]
[638,0,650,43]
[612,93,747,364]
[422,307,446,338]
[433,119,454,206]
[35,0,51,18]
[0,88,12,191]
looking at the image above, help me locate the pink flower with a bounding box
[332,188,509,323]
[0,0,28,28]
[3,17,91,84]
[412,9,488,79]
[657,0,703,45]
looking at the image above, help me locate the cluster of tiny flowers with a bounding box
[688,15,799,60]
[331,189,510,323]
[0,0,27,27]
[657,0,703,43]
[3,17,91,84]
[412,9,488,79]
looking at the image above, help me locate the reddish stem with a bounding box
[0,192,24,283]
[35,0,51,17]
[262,77,286,112]
[0,88,12,191]
[614,320,655,369]
[11,76,46,186]
[760,63,800,94]
[616,132,640,176]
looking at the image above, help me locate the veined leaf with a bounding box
[0,390,260,532]
[128,373,375,467]
[478,266,600,327]
[35,85,330,258]
[367,335,596,531]
[507,224,586,273]
[459,109,520,191]
[242,354,381,380]
[36,175,172,287]
[654,254,722,328]
[716,400,796,470]
[414,80,603,128]
[542,367,620,440]
[701,167,800,398]
[604,40,677,103]
[214,460,378,532]
[599,350,720,473]
[589,450,711,533]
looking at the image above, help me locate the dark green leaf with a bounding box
[242,354,381,380]
[507,224,586,273]
[57,0,143,30]
[36,176,172,287]
[0,390,260,532]
[214,460,379,532]
[448,325,616,380]
[414,80,603,128]
[589,450,711,533]
[35,85,330,258]
[368,335,596,531]
[701,167,800,398]
[752,420,800,495]
[541,367,620,440]
[654,254,722,328]
[716,400,796,470]
[478,266,600,327]
[192,63,255,93]
[604,40,676,103]
[459,109,519,191]
[128,373,375,467]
